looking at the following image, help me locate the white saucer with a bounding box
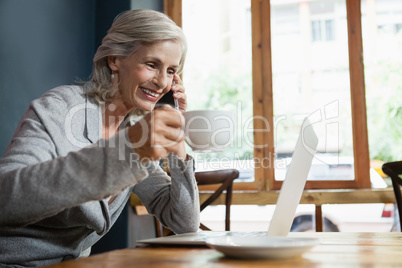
[205,236,318,260]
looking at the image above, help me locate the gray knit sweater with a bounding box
[0,86,200,267]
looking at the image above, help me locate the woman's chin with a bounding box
[132,92,160,111]
[135,102,156,112]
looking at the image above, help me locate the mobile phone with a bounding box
[157,90,175,108]
[155,81,176,109]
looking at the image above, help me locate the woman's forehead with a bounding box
[134,41,182,63]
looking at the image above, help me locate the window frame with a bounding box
[165,0,371,191]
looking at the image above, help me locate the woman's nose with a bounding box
[153,72,169,89]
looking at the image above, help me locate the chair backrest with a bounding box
[196,169,239,185]
[382,161,402,231]
[154,169,240,236]
[195,169,240,231]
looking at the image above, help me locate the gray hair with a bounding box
[84,9,187,104]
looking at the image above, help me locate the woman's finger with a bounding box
[173,73,182,85]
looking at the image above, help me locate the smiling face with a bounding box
[108,40,182,113]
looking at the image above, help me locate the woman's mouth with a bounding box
[140,87,160,101]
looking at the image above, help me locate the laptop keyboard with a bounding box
[229,231,267,237]
[193,231,267,241]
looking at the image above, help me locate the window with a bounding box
[311,19,335,41]
[165,0,381,191]
[180,0,258,190]
[362,0,402,165]
[312,20,322,41]
[271,0,356,189]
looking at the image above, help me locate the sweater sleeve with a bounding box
[0,103,149,228]
[132,153,200,234]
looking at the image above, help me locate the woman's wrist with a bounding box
[174,141,188,161]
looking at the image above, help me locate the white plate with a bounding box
[205,236,318,260]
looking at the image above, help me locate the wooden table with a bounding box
[46,232,402,267]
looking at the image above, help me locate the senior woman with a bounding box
[0,9,200,267]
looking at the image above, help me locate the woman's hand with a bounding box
[127,105,186,161]
[171,74,187,112]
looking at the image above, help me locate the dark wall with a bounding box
[131,0,163,14]
[95,0,131,48]
[0,0,95,155]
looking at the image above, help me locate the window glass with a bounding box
[271,0,354,181]
[311,20,322,41]
[362,0,402,164]
[182,0,254,181]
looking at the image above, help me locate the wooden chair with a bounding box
[155,169,240,236]
[196,169,240,231]
[382,161,402,230]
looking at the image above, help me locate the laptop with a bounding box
[137,118,319,245]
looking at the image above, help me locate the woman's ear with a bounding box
[108,56,119,72]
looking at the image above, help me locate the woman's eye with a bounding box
[146,63,155,68]
[168,69,176,75]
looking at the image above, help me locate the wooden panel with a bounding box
[251,0,273,191]
[164,0,182,27]
[196,188,395,206]
[250,0,264,191]
[346,0,371,188]
[132,188,395,206]
[273,179,362,190]
[260,0,275,191]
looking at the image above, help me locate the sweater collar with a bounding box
[84,94,102,143]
